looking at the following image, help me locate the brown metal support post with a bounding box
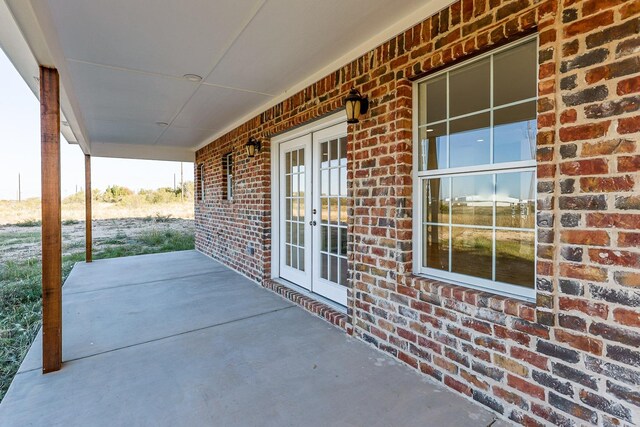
[40,66,62,373]
[85,154,92,263]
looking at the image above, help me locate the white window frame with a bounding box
[225,153,233,201]
[412,35,538,302]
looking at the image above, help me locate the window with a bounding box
[223,153,233,200]
[198,163,205,201]
[414,37,537,300]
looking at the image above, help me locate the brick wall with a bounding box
[195,0,640,424]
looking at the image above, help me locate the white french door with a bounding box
[277,120,348,306]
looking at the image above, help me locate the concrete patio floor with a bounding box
[0,250,509,426]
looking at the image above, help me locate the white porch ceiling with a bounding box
[1,0,452,161]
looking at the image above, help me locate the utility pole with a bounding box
[180,162,184,202]
[18,173,21,202]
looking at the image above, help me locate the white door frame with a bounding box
[270,111,347,304]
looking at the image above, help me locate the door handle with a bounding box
[309,220,317,226]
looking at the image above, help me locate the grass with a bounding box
[0,226,194,402]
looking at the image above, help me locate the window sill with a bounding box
[408,274,536,322]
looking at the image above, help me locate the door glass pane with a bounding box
[321,254,328,279]
[330,227,338,255]
[449,58,490,117]
[330,169,339,196]
[286,152,291,172]
[451,174,493,226]
[339,228,347,256]
[494,40,537,106]
[450,113,490,168]
[298,223,305,247]
[321,142,329,168]
[339,258,348,286]
[423,178,450,224]
[494,101,537,164]
[424,225,449,271]
[330,139,338,167]
[339,198,347,225]
[329,256,338,283]
[299,248,305,271]
[495,230,534,287]
[321,225,328,252]
[451,227,492,280]
[339,137,347,166]
[291,222,297,245]
[292,247,298,269]
[286,245,291,267]
[329,199,338,224]
[418,123,447,171]
[321,170,329,197]
[339,169,347,196]
[496,172,535,229]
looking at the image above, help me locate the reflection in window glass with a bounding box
[451,227,493,280]
[425,74,447,124]
[494,101,537,163]
[424,225,449,271]
[449,113,490,168]
[452,174,493,226]
[496,172,535,229]
[449,58,490,117]
[495,230,535,287]
[494,40,537,106]
[418,124,447,171]
[423,178,450,224]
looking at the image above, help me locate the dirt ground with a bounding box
[0,218,195,265]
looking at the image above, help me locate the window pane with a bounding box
[329,198,338,224]
[418,82,427,125]
[423,178,450,224]
[452,174,493,226]
[299,249,305,271]
[339,197,347,225]
[424,225,449,271]
[425,75,447,124]
[494,40,537,106]
[496,172,535,229]
[418,123,447,171]
[495,230,535,287]
[451,227,492,280]
[450,58,490,117]
[321,225,328,251]
[494,101,537,163]
[330,227,338,255]
[449,113,490,168]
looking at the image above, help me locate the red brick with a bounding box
[444,375,472,396]
[613,308,639,328]
[618,155,640,172]
[579,175,634,192]
[581,139,635,156]
[555,329,603,355]
[560,230,610,246]
[508,374,545,399]
[511,346,549,370]
[559,122,610,142]
[618,115,640,134]
[559,296,609,319]
[587,213,640,229]
[618,76,640,95]
[559,263,608,282]
[619,232,640,248]
[564,10,614,37]
[588,248,640,268]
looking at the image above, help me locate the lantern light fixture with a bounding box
[245,137,261,158]
[344,87,369,124]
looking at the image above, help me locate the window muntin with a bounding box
[415,37,537,300]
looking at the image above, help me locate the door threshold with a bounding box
[271,278,347,315]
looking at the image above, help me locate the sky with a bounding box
[0,49,193,201]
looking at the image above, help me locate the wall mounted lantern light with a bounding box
[344,87,369,124]
[245,137,261,158]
